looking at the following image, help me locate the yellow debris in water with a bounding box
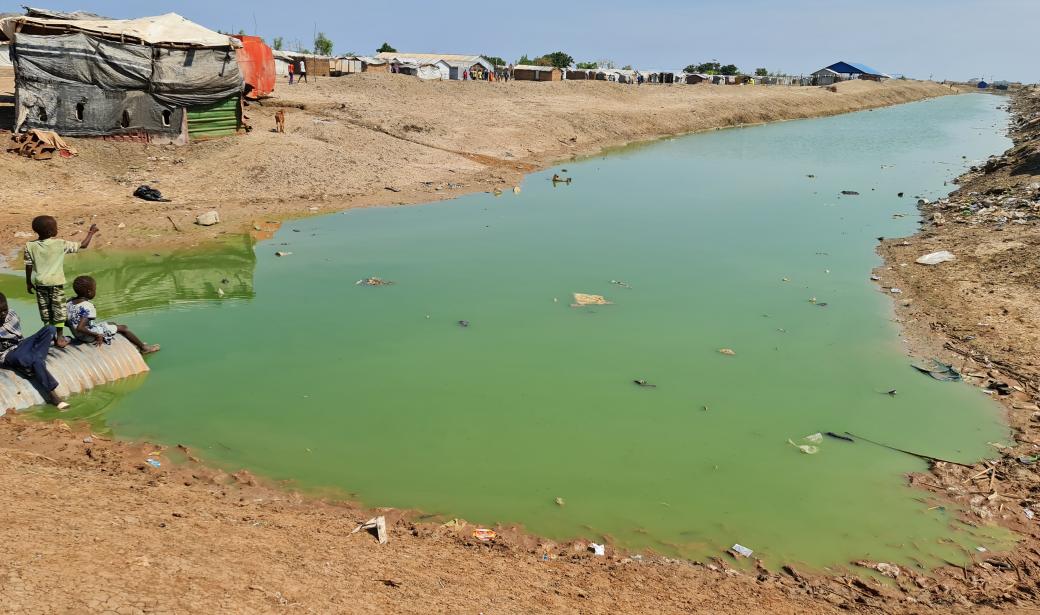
[718,348,736,356]
[571,293,612,307]
[513,186,521,194]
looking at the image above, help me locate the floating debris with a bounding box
[911,359,961,382]
[730,544,754,558]
[633,379,657,388]
[274,251,293,257]
[356,277,394,287]
[458,320,470,328]
[610,279,631,289]
[554,497,566,507]
[841,190,860,196]
[571,293,612,307]
[718,348,736,356]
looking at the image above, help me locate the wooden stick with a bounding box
[845,432,974,468]
[166,216,181,232]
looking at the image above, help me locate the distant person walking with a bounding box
[288,61,294,85]
[298,60,308,83]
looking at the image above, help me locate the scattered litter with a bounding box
[7,129,77,160]
[857,561,901,578]
[781,277,790,282]
[1018,456,1039,465]
[195,211,220,226]
[806,174,815,178]
[589,543,605,556]
[571,293,612,307]
[351,516,388,544]
[885,389,898,396]
[610,279,631,289]
[13,231,33,238]
[890,288,903,294]
[458,320,470,328]
[554,497,565,507]
[384,186,401,193]
[718,348,736,356]
[472,528,497,542]
[788,439,819,455]
[377,579,401,588]
[512,186,521,194]
[134,185,170,202]
[730,544,754,558]
[976,546,988,553]
[804,433,823,444]
[870,274,881,281]
[356,277,394,286]
[911,359,961,382]
[633,379,656,388]
[217,288,225,297]
[841,190,860,196]
[145,458,161,468]
[825,432,854,442]
[274,251,293,257]
[1026,509,1035,520]
[915,250,955,265]
[898,192,904,197]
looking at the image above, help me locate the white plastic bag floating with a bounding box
[788,439,818,454]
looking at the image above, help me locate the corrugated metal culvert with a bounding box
[0,336,150,412]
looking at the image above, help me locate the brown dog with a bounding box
[275,109,286,133]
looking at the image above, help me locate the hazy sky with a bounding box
[6,0,1037,82]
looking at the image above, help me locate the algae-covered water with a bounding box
[3,94,1014,569]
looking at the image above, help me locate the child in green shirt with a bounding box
[24,215,99,348]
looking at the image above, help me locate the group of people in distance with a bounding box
[0,216,158,410]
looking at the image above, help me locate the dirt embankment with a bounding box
[0,74,954,258]
[874,86,1040,609]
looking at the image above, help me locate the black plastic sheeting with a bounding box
[11,32,241,135]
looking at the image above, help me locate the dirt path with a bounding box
[0,75,954,259]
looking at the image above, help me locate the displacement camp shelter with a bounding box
[512,65,562,81]
[812,61,888,85]
[231,34,275,98]
[376,52,494,80]
[0,12,244,142]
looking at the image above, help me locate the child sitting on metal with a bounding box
[66,276,159,355]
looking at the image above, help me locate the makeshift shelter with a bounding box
[0,41,10,67]
[232,35,274,98]
[512,64,561,81]
[376,52,493,80]
[273,50,293,77]
[0,12,243,141]
[812,61,888,84]
[684,73,710,84]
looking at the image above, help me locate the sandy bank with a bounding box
[0,75,954,257]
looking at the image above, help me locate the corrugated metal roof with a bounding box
[376,52,486,63]
[513,64,558,72]
[826,61,885,76]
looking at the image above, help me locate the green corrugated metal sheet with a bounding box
[187,97,241,139]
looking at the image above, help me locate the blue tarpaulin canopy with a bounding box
[825,61,885,76]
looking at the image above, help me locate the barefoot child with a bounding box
[24,216,98,348]
[0,292,68,409]
[66,276,159,354]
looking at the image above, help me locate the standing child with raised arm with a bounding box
[23,215,98,348]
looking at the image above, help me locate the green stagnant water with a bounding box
[2,93,1015,570]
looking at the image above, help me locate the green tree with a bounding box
[484,55,506,67]
[517,54,533,65]
[621,64,633,71]
[719,64,740,75]
[314,32,333,56]
[754,67,768,76]
[272,36,284,50]
[575,61,598,70]
[690,61,721,74]
[533,51,574,69]
[377,42,397,53]
[237,29,246,36]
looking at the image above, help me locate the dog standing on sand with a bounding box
[275,109,286,133]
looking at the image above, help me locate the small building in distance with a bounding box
[512,64,562,81]
[0,11,244,141]
[812,61,888,85]
[684,73,710,84]
[376,52,493,80]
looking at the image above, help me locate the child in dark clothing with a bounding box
[66,276,159,354]
[0,292,67,409]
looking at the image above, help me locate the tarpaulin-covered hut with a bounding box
[232,34,275,98]
[0,11,244,142]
